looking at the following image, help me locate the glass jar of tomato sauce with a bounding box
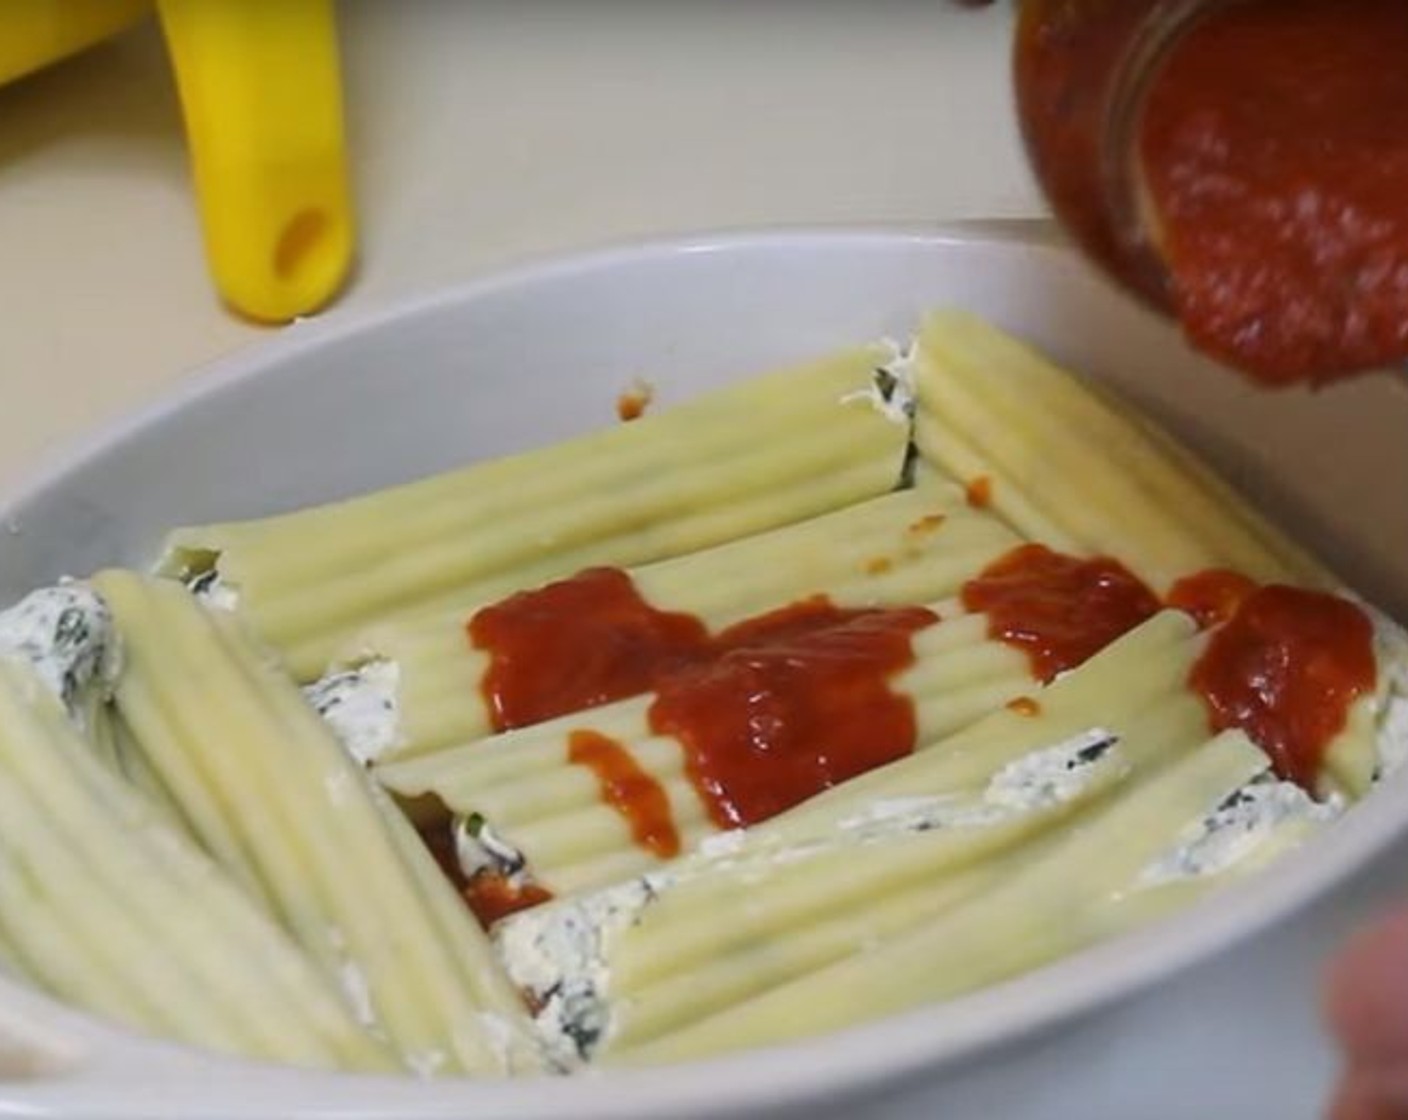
[1015,0,1408,387]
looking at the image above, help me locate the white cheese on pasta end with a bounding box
[495,878,663,1068]
[841,339,917,428]
[0,583,120,725]
[325,925,384,1034]
[454,815,530,885]
[305,659,402,766]
[1137,772,1342,887]
[496,730,1123,1065]
[1378,683,1408,779]
[985,728,1123,812]
[839,728,1121,835]
[186,568,240,612]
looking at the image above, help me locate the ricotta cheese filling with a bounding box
[1138,772,1344,887]
[186,567,240,612]
[843,340,918,428]
[495,879,661,1068]
[838,728,1120,835]
[0,583,120,724]
[985,728,1123,811]
[454,814,531,885]
[843,341,920,487]
[496,729,1121,1064]
[304,659,402,766]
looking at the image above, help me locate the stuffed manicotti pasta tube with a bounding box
[491,605,1404,1065]
[158,345,918,680]
[92,572,545,1076]
[0,589,393,1071]
[313,480,1024,767]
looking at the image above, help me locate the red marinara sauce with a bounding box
[649,598,937,829]
[1140,0,1408,385]
[470,571,937,837]
[1014,0,1176,309]
[1189,585,1376,790]
[961,544,1162,682]
[462,877,555,929]
[1166,568,1258,631]
[468,567,710,731]
[1016,0,1408,385]
[964,476,994,510]
[567,729,681,858]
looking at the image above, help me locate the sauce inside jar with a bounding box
[1142,0,1408,385]
[1017,0,1408,385]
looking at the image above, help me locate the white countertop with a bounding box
[0,0,1039,489]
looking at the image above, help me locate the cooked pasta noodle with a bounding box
[94,572,542,1075]
[612,731,1269,1064]
[375,601,1035,895]
[342,481,1021,762]
[0,659,393,1070]
[911,310,1330,593]
[159,346,914,679]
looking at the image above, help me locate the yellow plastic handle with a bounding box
[156,0,355,323]
[0,0,151,87]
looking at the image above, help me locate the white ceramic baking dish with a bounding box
[1,227,1406,1120]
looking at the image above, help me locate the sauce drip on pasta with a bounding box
[1166,569,1258,630]
[964,476,993,509]
[1189,585,1376,790]
[961,544,1162,682]
[469,567,710,731]
[567,729,681,858]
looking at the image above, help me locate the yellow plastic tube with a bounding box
[157,0,355,322]
[0,0,151,86]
